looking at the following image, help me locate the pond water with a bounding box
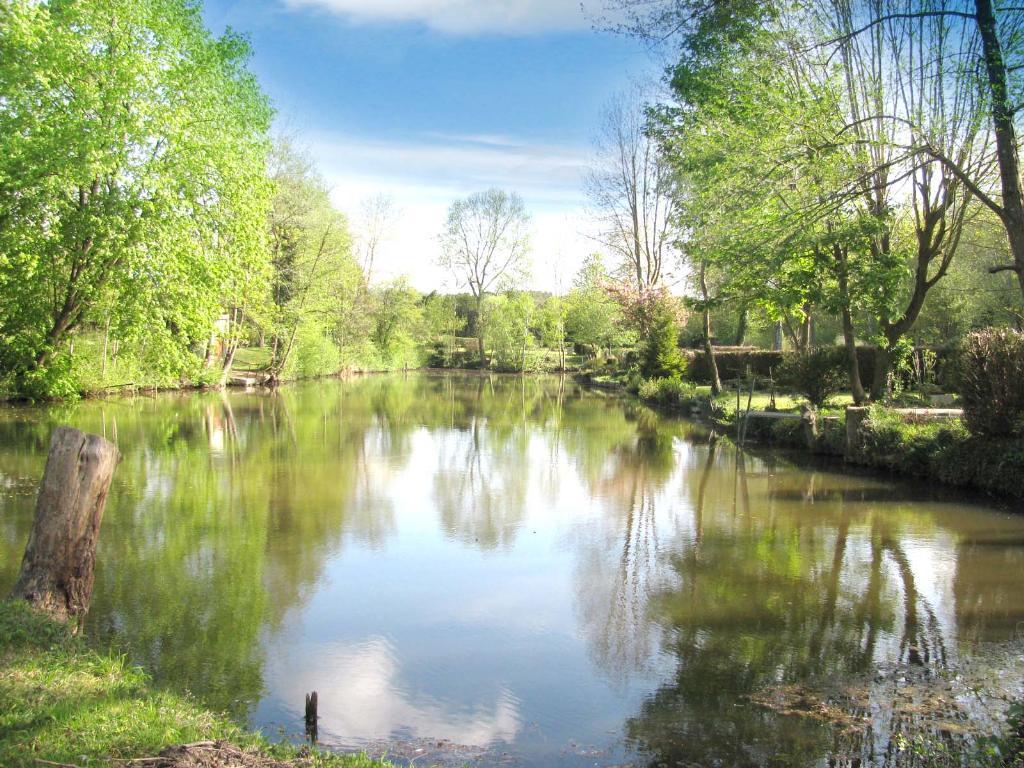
[2,373,1024,767]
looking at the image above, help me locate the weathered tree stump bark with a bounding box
[10,426,119,622]
[305,691,319,742]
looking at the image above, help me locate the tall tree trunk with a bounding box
[475,294,487,367]
[975,0,1024,298]
[11,427,119,623]
[870,345,891,402]
[34,307,77,368]
[699,261,722,395]
[733,303,748,346]
[841,307,867,406]
[219,307,244,386]
[835,246,867,405]
[800,304,813,351]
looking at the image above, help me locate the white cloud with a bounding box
[306,130,600,291]
[281,0,599,35]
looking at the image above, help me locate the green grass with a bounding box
[852,407,1024,498]
[698,386,855,417]
[0,600,392,768]
[233,346,273,373]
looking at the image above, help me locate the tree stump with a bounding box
[305,691,319,743]
[10,426,120,622]
[845,406,871,463]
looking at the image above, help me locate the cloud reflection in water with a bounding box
[269,635,521,748]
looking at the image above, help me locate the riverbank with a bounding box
[581,373,1024,503]
[0,600,390,768]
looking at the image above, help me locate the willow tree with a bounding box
[439,189,530,366]
[0,0,272,397]
[807,0,988,397]
[651,20,889,402]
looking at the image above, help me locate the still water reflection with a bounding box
[1,373,1023,766]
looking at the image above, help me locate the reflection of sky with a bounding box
[5,379,1024,767]
[245,398,1024,760]
[263,636,521,746]
[252,420,670,754]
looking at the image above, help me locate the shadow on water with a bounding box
[1,373,1023,767]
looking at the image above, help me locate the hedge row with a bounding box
[683,346,961,390]
[684,347,877,387]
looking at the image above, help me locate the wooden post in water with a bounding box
[10,426,119,622]
[305,691,319,743]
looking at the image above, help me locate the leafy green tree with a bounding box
[0,0,273,397]
[480,292,536,372]
[265,138,360,382]
[537,296,569,370]
[564,255,630,355]
[371,278,424,366]
[439,189,530,366]
[606,282,687,379]
[422,292,466,366]
[631,0,993,400]
[642,301,688,380]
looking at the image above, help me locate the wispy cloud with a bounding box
[281,0,602,35]
[309,130,589,208]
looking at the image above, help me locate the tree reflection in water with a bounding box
[1,374,1023,766]
[577,430,1017,767]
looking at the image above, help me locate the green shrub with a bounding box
[641,308,687,380]
[853,407,1024,498]
[779,347,847,408]
[284,322,341,379]
[637,376,697,408]
[9,356,80,401]
[766,417,805,447]
[957,328,1024,437]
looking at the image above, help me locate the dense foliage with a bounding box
[778,348,849,408]
[0,0,273,399]
[957,329,1024,437]
[854,407,1024,498]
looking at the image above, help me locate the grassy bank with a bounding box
[0,600,390,768]
[849,408,1024,500]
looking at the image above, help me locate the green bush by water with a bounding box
[778,347,848,408]
[856,407,1024,498]
[957,328,1024,438]
[637,376,699,410]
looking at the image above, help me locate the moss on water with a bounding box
[0,600,391,768]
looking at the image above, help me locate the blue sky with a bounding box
[202,0,661,290]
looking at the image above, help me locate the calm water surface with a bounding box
[2,373,1024,766]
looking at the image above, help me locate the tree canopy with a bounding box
[0,0,273,397]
